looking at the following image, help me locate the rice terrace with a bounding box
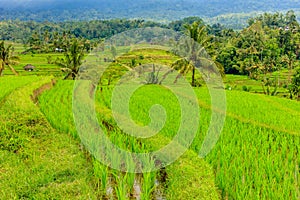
[0,0,300,199]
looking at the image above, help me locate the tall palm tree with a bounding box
[291,67,300,101]
[184,21,211,48]
[281,53,296,83]
[0,41,19,76]
[169,21,224,86]
[57,39,85,80]
[171,58,193,83]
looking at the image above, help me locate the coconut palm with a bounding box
[291,67,300,100]
[281,53,296,83]
[0,41,19,76]
[169,21,224,86]
[57,39,85,80]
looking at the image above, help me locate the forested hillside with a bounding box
[0,0,299,28]
[1,11,299,100]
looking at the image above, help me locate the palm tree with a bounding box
[171,58,193,84]
[291,67,300,101]
[0,41,19,76]
[281,53,296,83]
[57,39,85,80]
[184,21,211,47]
[169,21,224,86]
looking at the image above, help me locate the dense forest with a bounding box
[0,10,300,98]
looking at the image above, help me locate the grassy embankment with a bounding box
[0,76,97,199]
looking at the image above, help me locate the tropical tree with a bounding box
[170,58,194,84]
[57,39,85,80]
[281,53,297,82]
[0,41,19,76]
[111,45,117,60]
[27,31,43,52]
[170,21,224,86]
[168,17,204,32]
[291,67,300,100]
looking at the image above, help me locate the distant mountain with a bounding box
[0,0,299,28]
[1,0,299,15]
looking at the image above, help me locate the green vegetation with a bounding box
[2,52,64,76]
[56,39,85,80]
[0,41,19,75]
[1,11,299,100]
[36,46,299,199]
[0,19,162,43]
[0,76,41,100]
[0,6,300,200]
[98,58,300,198]
[38,80,219,199]
[1,43,299,199]
[194,87,300,199]
[291,67,300,100]
[0,76,96,199]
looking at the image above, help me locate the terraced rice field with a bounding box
[36,78,300,199]
[3,53,64,76]
[1,47,299,199]
[0,76,97,199]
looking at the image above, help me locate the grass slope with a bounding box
[0,77,96,199]
[39,80,220,199]
[96,83,299,199]
[193,87,300,199]
[0,76,42,101]
[2,42,64,77]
